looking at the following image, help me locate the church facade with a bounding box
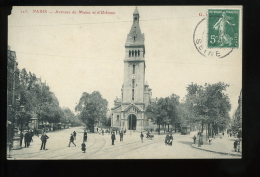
[111,8,157,131]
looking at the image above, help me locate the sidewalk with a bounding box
[191,134,242,157]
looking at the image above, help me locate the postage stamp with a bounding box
[207,9,240,48]
[193,18,233,59]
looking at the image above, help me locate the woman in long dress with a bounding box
[213,12,235,46]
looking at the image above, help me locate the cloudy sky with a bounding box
[8,6,242,116]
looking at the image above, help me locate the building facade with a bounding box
[111,8,156,131]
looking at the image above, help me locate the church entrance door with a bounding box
[128,114,137,130]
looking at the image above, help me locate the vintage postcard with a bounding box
[7,6,242,159]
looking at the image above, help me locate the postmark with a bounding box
[207,9,240,48]
[193,18,233,59]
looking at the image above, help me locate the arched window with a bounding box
[135,50,137,57]
[129,51,131,57]
[132,89,134,101]
[132,50,134,56]
[138,50,140,57]
[133,64,135,74]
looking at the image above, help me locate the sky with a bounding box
[8,6,242,116]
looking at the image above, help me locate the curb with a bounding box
[190,144,241,157]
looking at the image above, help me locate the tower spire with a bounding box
[125,7,144,47]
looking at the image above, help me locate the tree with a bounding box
[62,107,82,127]
[145,98,166,134]
[75,91,108,132]
[185,82,231,138]
[165,94,180,132]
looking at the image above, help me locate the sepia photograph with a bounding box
[7,6,242,159]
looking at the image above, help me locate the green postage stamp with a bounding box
[208,9,240,48]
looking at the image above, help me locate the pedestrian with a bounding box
[124,127,126,134]
[209,137,212,145]
[237,140,241,152]
[111,132,116,145]
[19,131,23,147]
[102,129,104,136]
[30,130,34,143]
[97,127,98,133]
[222,132,224,137]
[73,131,77,140]
[230,132,232,137]
[40,132,49,150]
[83,130,87,142]
[165,132,170,146]
[120,130,124,141]
[24,131,30,148]
[81,142,86,153]
[234,139,238,152]
[193,135,196,144]
[151,128,153,133]
[146,131,150,138]
[168,133,173,146]
[140,132,144,142]
[68,133,76,147]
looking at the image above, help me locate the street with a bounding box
[9,127,239,159]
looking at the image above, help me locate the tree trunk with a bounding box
[201,120,204,133]
[168,124,169,132]
[210,123,211,137]
[175,123,177,133]
[206,124,208,140]
[20,121,24,132]
[158,124,160,135]
[211,124,214,138]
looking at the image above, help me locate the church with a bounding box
[111,8,157,131]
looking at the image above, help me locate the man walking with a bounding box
[68,133,76,147]
[30,130,33,143]
[40,132,49,150]
[102,129,104,136]
[193,135,196,144]
[83,130,87,142]
[120,130,124,141]
[24,131,30,148]
[73,131,77,140]
[165,132,170,146]
[168,133,173,146]
[140,132,144,142]
[19,131,23,147]
[111,132,116,145]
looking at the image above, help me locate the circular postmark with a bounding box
[193,18,233,58]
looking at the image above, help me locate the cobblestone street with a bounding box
[9,127,239,159]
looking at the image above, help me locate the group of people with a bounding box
[165,132,173,146]
[110,129,124,145]
[67,130,88,153]
[20,130,34,148]
[19,128,50,150]
[68,131,77,147]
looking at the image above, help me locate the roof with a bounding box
[124,103,142,112]
[114,98,122,103]
[133,7,139,15]
[125,8,144,47]
[111,105,121,110]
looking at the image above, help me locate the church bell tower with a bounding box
[122,7,146,103]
